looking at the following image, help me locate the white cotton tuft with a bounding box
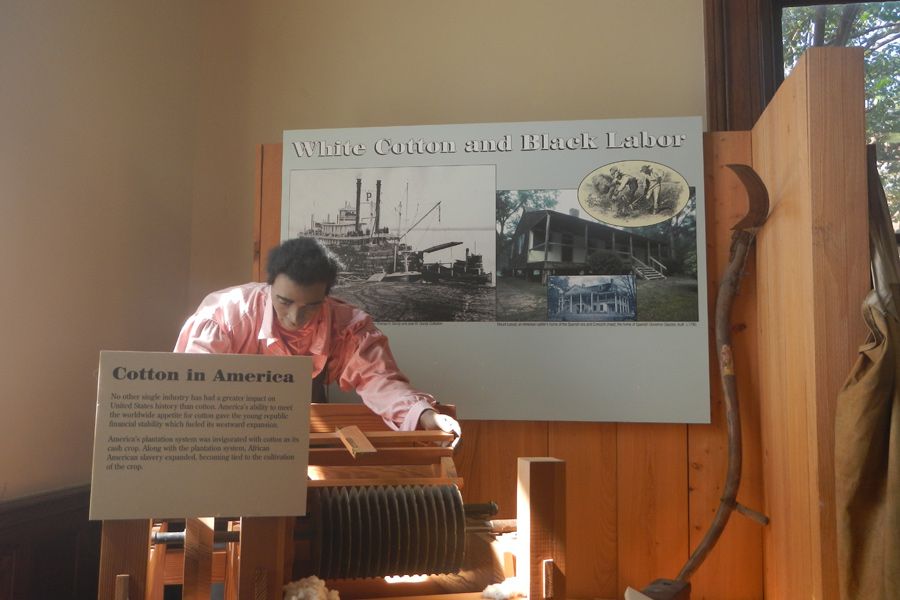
[283,575,340,600]
[482,577,526,600]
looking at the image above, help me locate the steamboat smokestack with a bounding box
[375,180,382,233]
[355,179,362,234]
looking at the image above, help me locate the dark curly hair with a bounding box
[266,237,344,293]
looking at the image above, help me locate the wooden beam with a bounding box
[617,424,688,595]
[98,519,151,600]
[182,517,215,600]
[255,143,284,283]
[751,47,867,600]
[517,457,566,600]
[238,517,290,600]
[549,422,617,599]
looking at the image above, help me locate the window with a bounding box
[778,3,900,225]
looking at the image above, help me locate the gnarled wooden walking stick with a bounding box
[674,163,771,584]
[639,165,772,600]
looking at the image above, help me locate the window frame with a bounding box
[703,0,852,130]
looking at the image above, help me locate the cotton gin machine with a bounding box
[98,406,565,600]
[296,484,486,580]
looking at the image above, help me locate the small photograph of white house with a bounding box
[547,275,637,322]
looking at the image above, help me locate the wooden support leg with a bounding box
[146,522,168,600]
[238,517,289,600]
[183,517,215,600]
[224,520,241,600]
[98,519,152,600]
[517,458,566,600]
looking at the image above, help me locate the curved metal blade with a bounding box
[725,163,770,230]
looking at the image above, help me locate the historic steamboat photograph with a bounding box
[286,165,496,322]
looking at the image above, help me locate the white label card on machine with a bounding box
[89,351,312,520]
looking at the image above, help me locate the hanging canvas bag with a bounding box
[834,146,900,600]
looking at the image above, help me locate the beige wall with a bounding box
[187,0,708,303]
[0,0,706,502]
[0,2,200,501]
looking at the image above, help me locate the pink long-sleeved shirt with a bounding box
[174,283,435,430]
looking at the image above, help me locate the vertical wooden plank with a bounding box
[253,144,264,283]
[224,520,241,600]
[685,132,765,600]
[617,423,688,596]
[805,51,868,600]
[549,422,617,599]
[517,458,566,600]
[703,0,775,132]
[98,520,151,600]
[455,421,548,519]
[751,47,868,600]
[182,517,215,600]
[238,517,288,600]
[255,143,284,282]
[145,522,167,600]
[753,47,816,600]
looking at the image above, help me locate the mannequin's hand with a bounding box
[418,409,461,449]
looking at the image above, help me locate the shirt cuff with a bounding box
[397,399,436,431]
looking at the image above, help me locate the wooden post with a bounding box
[751,47,868,600]
[238,517,289,600]
[98,520,152,600]
[517,458,566,600]
[253,144,283,283]
[224,520,241,600]
[146,522,168,600]
[543,214,551,265]
[182,517,215,600]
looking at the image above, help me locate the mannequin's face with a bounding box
[270,274,327,331]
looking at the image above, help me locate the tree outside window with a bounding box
[781,3,900,225]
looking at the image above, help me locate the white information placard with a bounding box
[282,118,710,424]
[90,351,312,520]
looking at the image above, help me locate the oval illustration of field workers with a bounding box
[577,160,690,227]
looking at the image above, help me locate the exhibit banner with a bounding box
[282,118,709,423]
[90,351,312,520]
